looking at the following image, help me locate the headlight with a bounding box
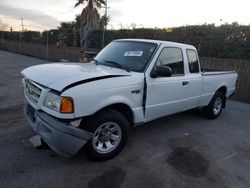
[43,91,74,114]
[43,92,61,112]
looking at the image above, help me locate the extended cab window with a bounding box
[187,49,200,73]
[156,47,184,75]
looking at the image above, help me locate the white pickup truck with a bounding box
[22,39,237,160]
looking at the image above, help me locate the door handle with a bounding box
[182,81,189,86]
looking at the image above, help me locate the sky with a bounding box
[0,0,250,31]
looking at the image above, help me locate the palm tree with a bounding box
[74,0,105,48]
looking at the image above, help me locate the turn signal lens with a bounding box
[60,97,74,114]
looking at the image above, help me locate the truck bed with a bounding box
[201,68,236,76]
[199,68,237,107]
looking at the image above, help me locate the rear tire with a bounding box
[84,110,129,161]
[203,91,224,119]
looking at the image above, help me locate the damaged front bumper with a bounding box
[24,100,92,157]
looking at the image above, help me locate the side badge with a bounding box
[131,90,140,94]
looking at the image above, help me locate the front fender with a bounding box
[93,95,134,114]
[70,88,143,118]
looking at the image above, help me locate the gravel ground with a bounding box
[0,50,250,188]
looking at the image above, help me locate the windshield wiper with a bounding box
[92,58,99,65]
[104,60,130,72]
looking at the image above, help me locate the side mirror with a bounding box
[151,65,172,78]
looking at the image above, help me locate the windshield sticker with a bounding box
[124,51,143,57]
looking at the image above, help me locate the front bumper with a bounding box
[24,100,92,157]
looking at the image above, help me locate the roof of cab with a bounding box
[115,38,196,50]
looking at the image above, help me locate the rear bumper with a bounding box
[24,100,92,157]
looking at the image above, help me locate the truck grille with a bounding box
[24,79,42,105]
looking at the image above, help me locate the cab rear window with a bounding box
[187,49,200,73]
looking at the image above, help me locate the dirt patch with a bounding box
[167,146,209,178]
[88,168,126,188]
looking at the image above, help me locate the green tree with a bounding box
[74,0,105,47]
[22,31,40,43]
[99,15,110,30]
[41,29,60,45]
[58,22,75,46]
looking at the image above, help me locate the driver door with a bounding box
[145,47,192,121]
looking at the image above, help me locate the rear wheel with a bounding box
[203,91,224,119]
[84,110,129,161]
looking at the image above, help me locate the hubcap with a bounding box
[92,122,122,154]
[213,97,222,115]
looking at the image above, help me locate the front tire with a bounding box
[203,91,224,119]
[84,110,129,161]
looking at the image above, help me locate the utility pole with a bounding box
[101,0,107,48]
[1,31,4,49]
[19,31,21,53]
[46,30,49,60]
[21,18,24,32]
[19,18,24,53]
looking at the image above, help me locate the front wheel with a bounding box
[203,91,224,119]
[84,110,129,161]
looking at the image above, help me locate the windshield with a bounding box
[94,41,158,72]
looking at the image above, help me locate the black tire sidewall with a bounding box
[203,91,224,119]
[85,110,129,161]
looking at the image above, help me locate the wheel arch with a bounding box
[216,85,227,108]
[217,85,227,96]
[82,103,134,128]
[97,103,134,127]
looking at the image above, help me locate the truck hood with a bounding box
[21,63,132,92]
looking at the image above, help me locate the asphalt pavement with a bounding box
[0,50,250,188]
